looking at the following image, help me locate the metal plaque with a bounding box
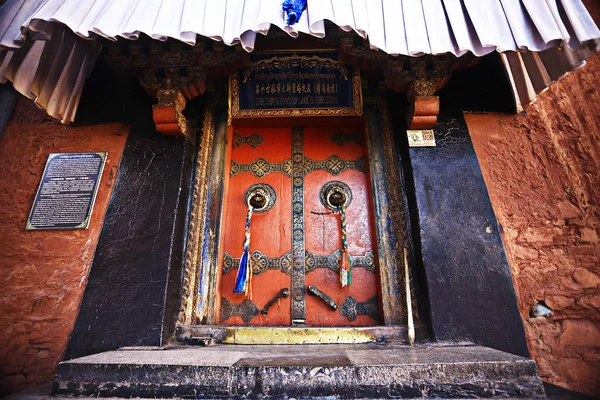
[230,52,362,118]
[26,152,107,230]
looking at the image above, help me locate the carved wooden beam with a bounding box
[103,35,475,137]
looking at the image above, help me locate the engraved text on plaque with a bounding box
[26,152,107,230]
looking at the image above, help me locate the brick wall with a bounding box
[465,53,600,395]
[0,100,129,394]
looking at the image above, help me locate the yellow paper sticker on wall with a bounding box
[407,130,436,147]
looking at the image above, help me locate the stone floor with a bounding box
[4,382,595,400]
[45,343,549,398]
[2,345,594,400]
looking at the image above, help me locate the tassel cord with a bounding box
[338,204,352,287]
[234,205,254,296]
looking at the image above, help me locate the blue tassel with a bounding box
[234,205,254,295]
[234,250,249,293]
[282,0,307,26]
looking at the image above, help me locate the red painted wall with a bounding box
[1,2,599,394]
[0,100,129,394]
[465,53,600,396]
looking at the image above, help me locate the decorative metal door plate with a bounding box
[291,127,306,324]
[305,249,375,274]
[220,297,259,323]
[230,155,366,178]
[223,250,292,276]
[233,132,264,149]
[339,296,379,322]
[331,130,363,146]
[223,249,375,276]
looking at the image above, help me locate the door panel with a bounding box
[303,126,379,326]
[219,123,380,326]
[220,127,292,326]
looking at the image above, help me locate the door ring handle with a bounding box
[320,181,352,211]
[244,183,276,213]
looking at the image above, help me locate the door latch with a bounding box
[261,288,290,316]
[307,285,337,310]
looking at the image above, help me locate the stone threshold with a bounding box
[176,325,427,345]
[53,343,546,399]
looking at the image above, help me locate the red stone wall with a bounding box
[465,52,600,396]
[0,100,129,395]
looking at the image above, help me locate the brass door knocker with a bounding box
[320,181,352,211]
[234,184,277,296]
[244,184,276,213]
[249,192,267,209]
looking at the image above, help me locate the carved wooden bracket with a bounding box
[408,96,439,130]
[384,60,449,130]
[407,81,440,130]
[139,65,207,136]
[152,89,188,136]
[106,41,248,136]
[339,38,478,132]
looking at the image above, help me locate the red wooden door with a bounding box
[218,123,380,326]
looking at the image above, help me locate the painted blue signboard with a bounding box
[231,52,362,118]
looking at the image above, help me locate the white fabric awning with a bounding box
[1,0,600,123]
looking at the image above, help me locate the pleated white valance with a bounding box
[1,0,600,123]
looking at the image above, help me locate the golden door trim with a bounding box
[177,325,419,345]
[178,108,216,325]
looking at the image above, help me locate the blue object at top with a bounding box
[282,0,307,26]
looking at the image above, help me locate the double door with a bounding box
[218,123,380,326]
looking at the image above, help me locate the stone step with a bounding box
[52,344,546,399]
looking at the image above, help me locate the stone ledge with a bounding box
[53,344,546,399]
